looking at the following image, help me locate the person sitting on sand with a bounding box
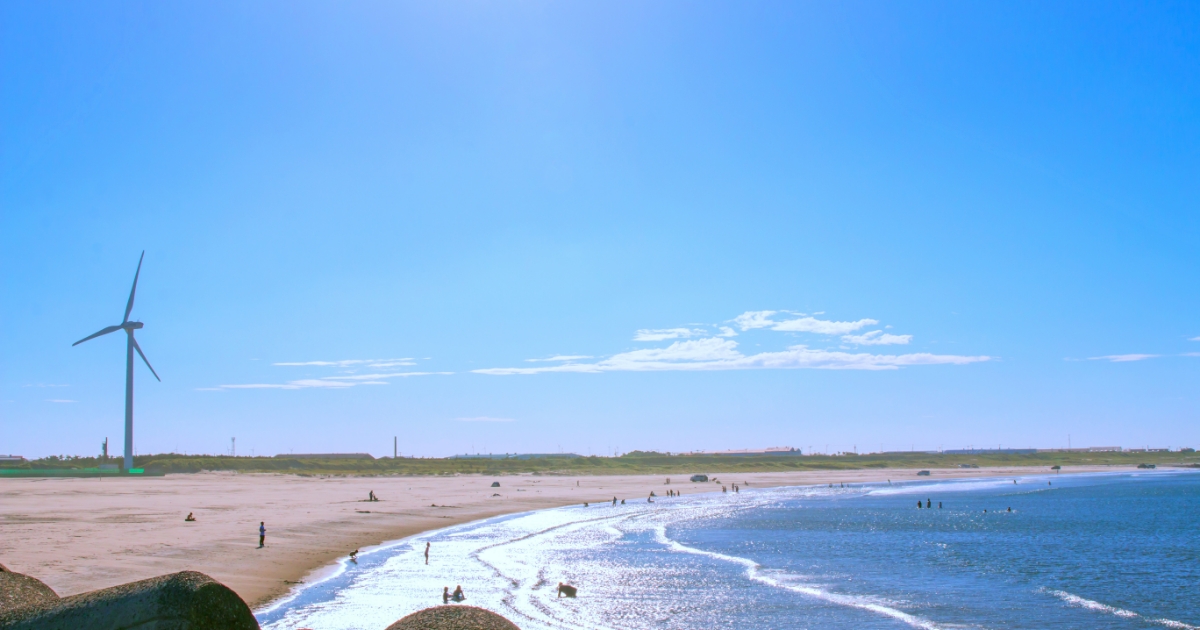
[557,582,577,598]
[452,585,465,601]
[443,586,450,604]
[184,512,195,522]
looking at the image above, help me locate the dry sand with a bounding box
[0,465,1120,607]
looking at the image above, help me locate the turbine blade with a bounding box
[72,325,122,346]
[131,336,160,382]
[123,251,145,323]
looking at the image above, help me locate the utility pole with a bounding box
[231,437,236,457]
[102,437,108,460]
[394,436,397,459]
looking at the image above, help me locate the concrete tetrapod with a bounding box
[0,570,259,630]
[386,606,521,630]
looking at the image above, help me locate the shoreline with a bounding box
[0,464,1150,608]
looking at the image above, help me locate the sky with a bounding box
[2,1,1198,459]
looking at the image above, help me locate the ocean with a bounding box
[255,471,1199,629]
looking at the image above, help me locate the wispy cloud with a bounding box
[842,330,912,346]
[46,399,78,403]
[207,357,448,391]
[212,372,450,390]
[322,372,452,381]
[1181,352,1200,357]
[731,310,876,335]
[220,379,356,390]
[475,337,988,375]
[633,328,707,341]
[456,416,516,422]
[525,355,593,363]
[1191,336,1200,342]
[272,358,415,368]
[1088,354,1159,363]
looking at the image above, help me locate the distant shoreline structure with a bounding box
[688,446,803,456]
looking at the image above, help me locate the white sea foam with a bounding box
[1043,589,1197,629]
[257,484,969,630]
[652,525,952,630]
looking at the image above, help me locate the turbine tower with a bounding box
[73,251,160,471]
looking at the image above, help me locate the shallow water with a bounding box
[256,471,1200,630]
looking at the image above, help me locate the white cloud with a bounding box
[842,330,912,346]
[716,326,738,338]
[474,337,988,375]
[633,328,707,341]
[46,399,77,403]
[273,358,415,368]
[733,311,778,330]
[1191,336,1200,342]
[1088,354,1159,363]
[772,316,877,335]
[730,310,876,335]
[525,355,593,363]
[457,416,516,422]
[1181,353,1200,357]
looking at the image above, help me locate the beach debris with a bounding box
[491,481,500,487]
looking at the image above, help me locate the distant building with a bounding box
[943,448,1038,455]
[277,453,375,460]
[0,455,26,462]
[694,446,802,456]
[1036,447,1122,453]
[451,453,581,460]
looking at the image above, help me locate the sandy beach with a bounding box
[0,465,1123,607]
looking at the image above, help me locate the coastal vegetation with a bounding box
[5,449,1198,476]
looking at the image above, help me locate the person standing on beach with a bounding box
[258,522,266,548]
[424,542,430,565]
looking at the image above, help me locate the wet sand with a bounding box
[0,465,1119,607]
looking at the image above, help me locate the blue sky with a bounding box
[3,1,1198,458]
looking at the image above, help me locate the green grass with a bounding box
[7,449,1196,477]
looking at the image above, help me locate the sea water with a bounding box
[256,471,1199,629]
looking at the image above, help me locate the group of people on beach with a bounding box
[442,585,465,603]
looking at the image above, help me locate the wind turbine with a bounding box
[73,251,160,471]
